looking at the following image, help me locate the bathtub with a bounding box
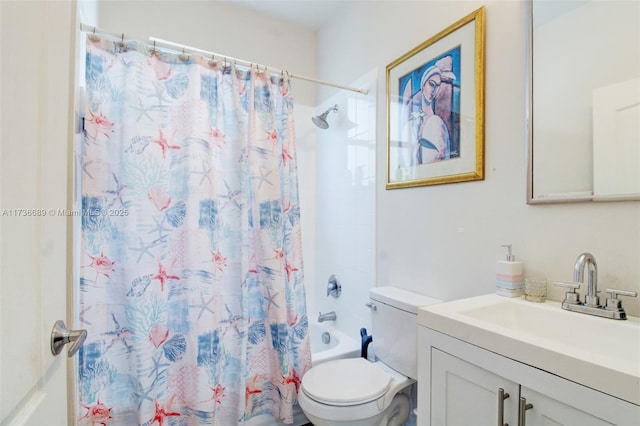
[309,321,360,366]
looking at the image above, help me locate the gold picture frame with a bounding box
[386,7,485,189]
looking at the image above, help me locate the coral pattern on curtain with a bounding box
[78,37,310,425]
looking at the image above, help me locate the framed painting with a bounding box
[386,7,485,189]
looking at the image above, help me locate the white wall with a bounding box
[315,0,640,320]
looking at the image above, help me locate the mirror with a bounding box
[527,0,640,203]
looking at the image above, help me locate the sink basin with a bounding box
[418,294,640,405]
[460,299,640,368]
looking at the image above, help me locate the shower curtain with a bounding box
[78,37,310,425]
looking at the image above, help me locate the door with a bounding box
[431,348,519,426]
[592,77,640,198]
[1,1,76,424]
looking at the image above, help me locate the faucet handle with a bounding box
[604,288,638,311]
[605,288,637,298]
[327,274,342,298]
[554,281,580,289]
[554,281,581,305]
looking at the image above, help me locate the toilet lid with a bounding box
[301,358,390,405]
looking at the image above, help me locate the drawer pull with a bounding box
[518,397,533,426]
[498,387,510,426]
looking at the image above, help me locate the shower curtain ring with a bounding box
[88,26,100,42]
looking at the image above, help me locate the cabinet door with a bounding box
[521,387,634,426]
[431,348,519,426]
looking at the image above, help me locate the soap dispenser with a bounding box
[496,244,524,297]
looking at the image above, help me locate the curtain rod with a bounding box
[79,23,369,95]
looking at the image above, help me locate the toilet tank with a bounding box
[369,286,441,379]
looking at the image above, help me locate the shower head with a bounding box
[312,115,329,129]
[312,104,339,129]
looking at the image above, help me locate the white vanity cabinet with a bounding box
[430,348,519,425]
[419,327,640,425]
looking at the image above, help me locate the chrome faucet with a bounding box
[574,252,599,307]
[318,311,336,322]
[555,252,637,320]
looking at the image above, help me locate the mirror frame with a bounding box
[525,0,640,205]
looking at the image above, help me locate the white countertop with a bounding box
[418,294,640,405]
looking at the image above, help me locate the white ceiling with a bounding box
[224,0,344,30]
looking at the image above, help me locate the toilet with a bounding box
[298,286,441,426]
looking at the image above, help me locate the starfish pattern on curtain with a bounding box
[78,37,310,425]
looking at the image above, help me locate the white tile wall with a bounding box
[311,70,377,340]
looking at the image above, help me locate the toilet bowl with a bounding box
[298,287,440,426]
[298,286,441,426]
[298,358,413,426]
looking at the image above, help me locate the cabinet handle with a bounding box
[498,388,510,426]
[518,397,533,426]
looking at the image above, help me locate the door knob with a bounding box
[50,320,87,357]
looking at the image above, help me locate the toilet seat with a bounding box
[301,358,390,406]
[298,359,415,425]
